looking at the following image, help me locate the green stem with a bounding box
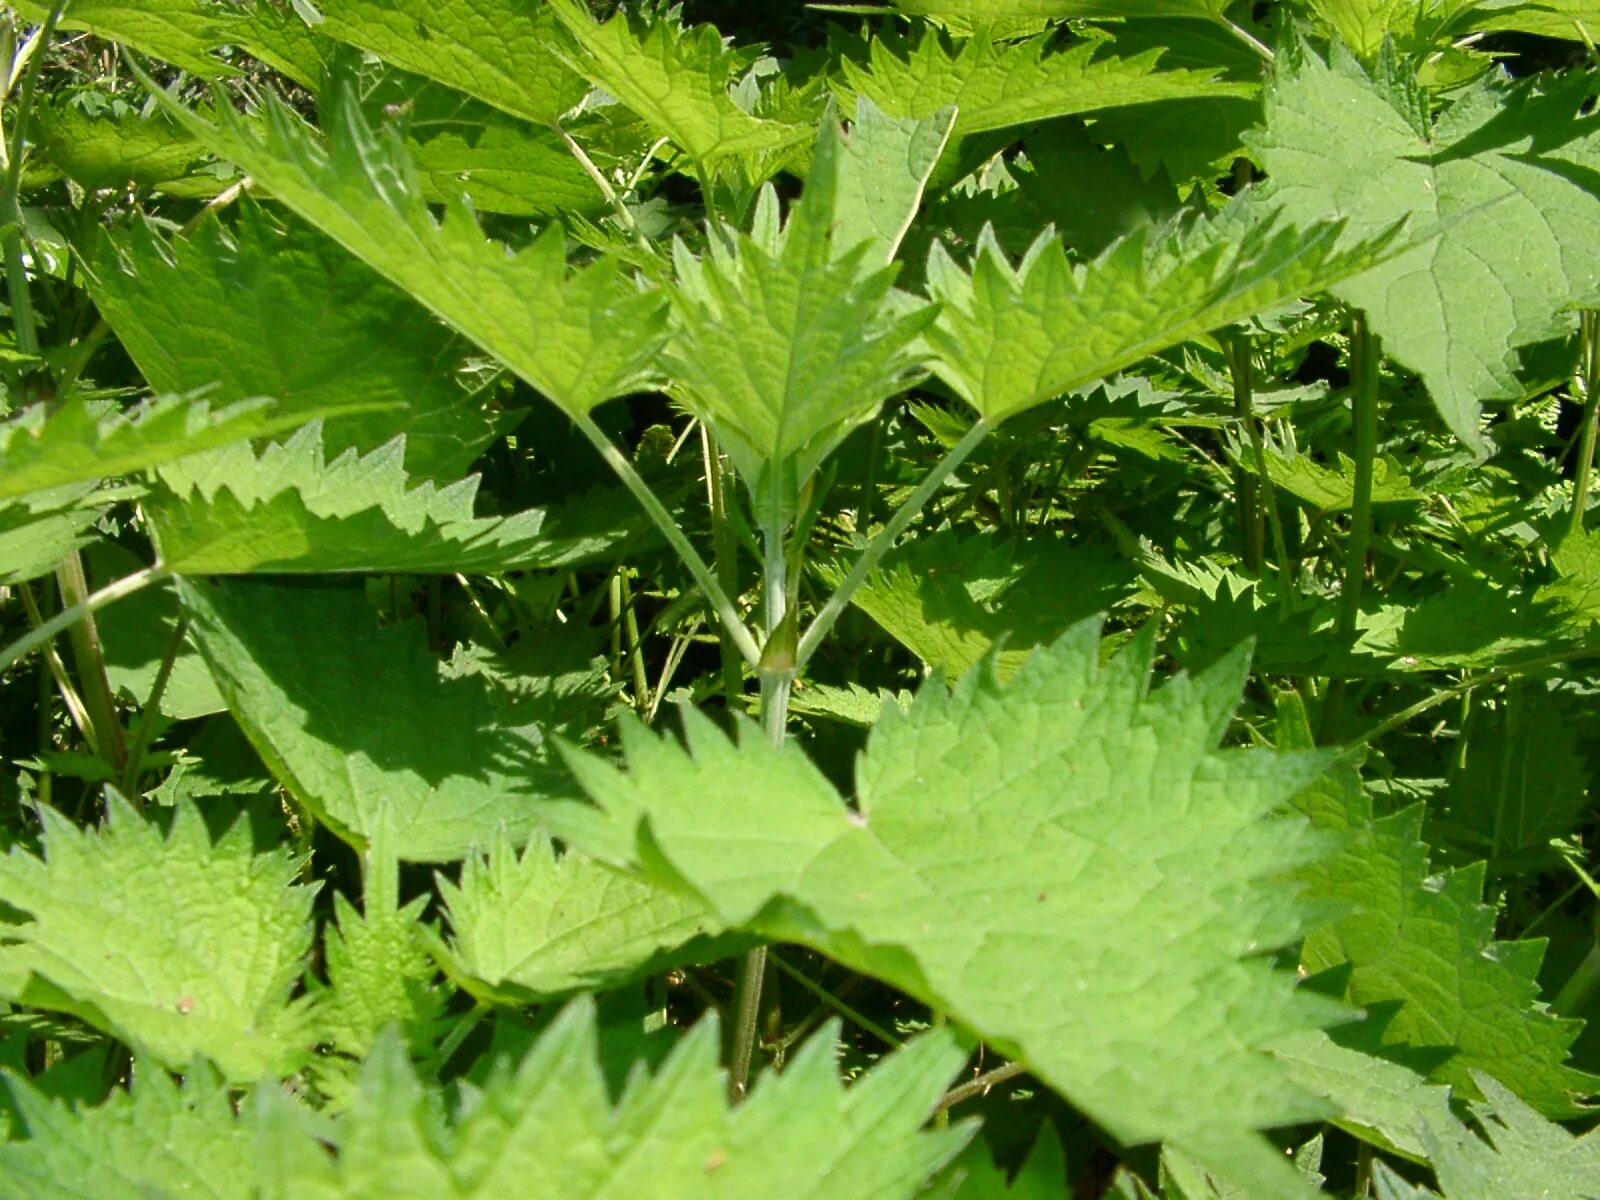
[1227,333,1263,575]
[1569,310,1599,538]
[1229,332,1295,614]
[554,123,652,255]
[768,952,901,1050]
[17,578,95,748]
[0,566,169,676]
[1,0,65,362]
[433,1002,489,1075]
[571,410,761,668]
[935,1059,1027,1114]
[1553,941,1600,1017]
[1349,646,1600,750]
[55,552,127,770]
[1323,315,1380,743]
[729,492,795,1103]
[119,614,186,802]
[701,424,749,705]
[796,419,989,671]
[619,568,650,713]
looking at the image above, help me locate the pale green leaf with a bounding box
[314,0,588,126]
[13,0,325,87]
[1249,45,1600,450]
[146,424,647,575]
[317,829,444,1059]
[434,830,731,1001]
[664,112,935,489]
[266,1001,971,1200]
[0,393,341,505]
[89,207,503,481]
[839,26,1253,141]
[924,202,1399,422]
[1278,693,1600,1117]
[1373,1075,1600,1200]
[547,622,1345,1196]
[546,0,812,170]
[139,78,668,417]
[834,97,957,267]
[1466,0,1600,41]
[0,1067,258,1200]
[180,578,583,862]
[0,797,317,1080]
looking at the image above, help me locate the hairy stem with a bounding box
[769,952,901,1049]
[120,615,188,802]
[0,566,169,676]
[729,489,796,1102]
[55,553,127,770]
[1570,310,1599,537]
[1322,315,1380,743]
[0,0,65,362]
[796,419,989,671]
[701,424,749,703]
[935,1060,1027,1113]
[571,410,761,667]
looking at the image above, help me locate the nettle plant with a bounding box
[1,0,1600,1196]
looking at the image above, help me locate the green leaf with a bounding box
[179,578,582,863]
[1372,1075,1600,1200]
[944,1125,1069,1198]
[138,77,668,417]
[1435,682,1594,877]
[366,77,609,219]
[316,829,443,1059]
[1277,693,1600,1117]
[86,541,227,720]
[840,26,1253,142]
[13,0,325,87]
[88,206,504,481]
[1252,449,1423,514]
[924,202,1399,422]
[1466,0,1600,42]
[314,0,588,126]
[0,797,317,1080]
[0,393,343,505]
[549,622,1345,1196]
[834,98,957,267]
[1304,0,1482,56]
[884,1,1235,33]
[664,112,935,490]
[267,1001,971,1199]
[838,528,1135,679]
[434,830,732,1002]
[1249,44,1600,450]
[1270,1028,1459,1165]
[0,490,113,586]
[146,424,647,575]
[546,0,812,171]
[0,1067,259,1200]
[24,99,214,196]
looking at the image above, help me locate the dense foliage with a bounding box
[1,1,1599,1196]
